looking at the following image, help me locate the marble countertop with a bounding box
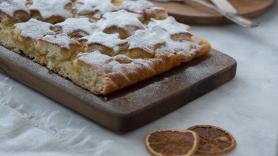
[0,3,277,156]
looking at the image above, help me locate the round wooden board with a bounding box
[152,0,274,24]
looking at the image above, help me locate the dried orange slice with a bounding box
[188,125,236,155]
[145,130,199,156]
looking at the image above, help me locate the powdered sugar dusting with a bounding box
[76,0,116,16]
[42,34,78,49]
[120,0,154,14]
[78,51,113,65]
[77,51,154,76]
[15,18,55,40]
[16,18,78,49]
[30,0,72,19]
[0,0,29,17]
[128,26,169,54]
[55,17,98,36]
[157,40,201,56]
[148,17,191,35]
[97,10,144,32]
[82,32,126,51]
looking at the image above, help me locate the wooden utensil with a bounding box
[152,0,274,25]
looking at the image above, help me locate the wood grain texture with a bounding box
[0,47,236,133]
[153,0,274,24]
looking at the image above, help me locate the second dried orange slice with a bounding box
[188,125,236,155]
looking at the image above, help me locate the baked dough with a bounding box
[0,0,211,95]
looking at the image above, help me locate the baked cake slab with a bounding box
[0,0,211,95]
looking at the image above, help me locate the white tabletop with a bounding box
[1,4,278,156]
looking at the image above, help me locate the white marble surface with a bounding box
[1,4,278,156]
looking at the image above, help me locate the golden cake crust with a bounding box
[102,38,210,94]
[74,36,210,95]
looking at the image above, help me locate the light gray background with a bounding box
[0,3,277,156]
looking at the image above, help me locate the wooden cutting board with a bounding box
[0,47,236,133]
[153,0,274,24]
